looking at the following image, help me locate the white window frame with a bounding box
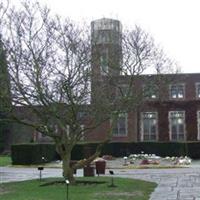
[197,111,200,140]
[140,112,158,141]
[66,124,85,140]
[100,49,109,75]
[80,125,85,141]
[143,85,158,100]
[111,112,128,137]
[169,83,185,100]
[66,125,70,137]
[169,111,186,141]
[116,84,131,98]
[196,83,200,99]
[77,112,88,120]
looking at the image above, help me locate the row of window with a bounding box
[140,111,186,141]
[117,83,200,100]
[143,83,200,99]
[35,124,85,141]
[112,111,200,141]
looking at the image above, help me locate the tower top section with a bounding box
[91,18,122,32]
[91,18,122,45]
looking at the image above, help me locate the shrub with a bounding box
[11,143,57,165]
[11,141,200,165]
[78,142,200,159]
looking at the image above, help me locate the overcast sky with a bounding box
[11,0,200,73]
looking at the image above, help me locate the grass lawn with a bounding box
[0,155,11,166]
[0,177,156,200]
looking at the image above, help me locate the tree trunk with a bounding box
[62,154,76,184]
[55,141,76,184]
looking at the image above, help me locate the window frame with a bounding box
[196,83,200,99]
[100,49,109,75]
[140,112,158,141]
[111,112,128,137]
[80,124,85,141]
[66,124,85,140]
[197,111,200,140]
[143,84,159,100]
[169,111,186,141]
[116,84,132,99]
[169,83,185,100]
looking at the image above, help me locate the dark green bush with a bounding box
[131,142,187,157]
[11,141,200,165]
[71,143,98,160]
[186,142,200,159]
[101,142,200,158]
[79,142,200,159]
[71,144,84,160]
[0,121,6,153]
[133,142,200,158]
[0,142,3,153]
[11,143,57,165]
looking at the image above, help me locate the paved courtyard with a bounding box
[2,166,200,199]
[113,168,200,200]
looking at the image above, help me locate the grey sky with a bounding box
[11,0,200,73]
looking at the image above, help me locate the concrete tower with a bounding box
[91,18,122,77]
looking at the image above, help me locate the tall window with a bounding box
[170,84,185,99]
[80,125,85,141]
[196,83,200,98]
[169,111,185,141]
[197,111,200,140]
[116,84,131,99]
[100,49,109,75]
[77,112,88,121]
[143,85,158,99]
[112,112,127,136]
[141,112,158,141]
[66,124,85,140]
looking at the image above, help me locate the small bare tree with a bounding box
[0,1,178,183]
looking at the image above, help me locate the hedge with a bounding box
[0,121,6,153]
[11,143,57,165]
[74,142,200,159]
[64,141,200,159]
[11,141,200,165]
[0,142,3,153]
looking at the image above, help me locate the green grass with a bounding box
[0,155,11,166]
[0,177,156,200]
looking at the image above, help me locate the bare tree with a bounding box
[0,1,178,183]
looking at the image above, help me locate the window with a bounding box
[77,112,88,121]
[141,112,158,141]
[170,84,185,99]
[66,125,70,137]
[143,85,158,99]
[116,84,131,98]
[66,124,85,140]
[169,111,185,141]
[100,49,109,75]
[196,83,200,98]
[197,111,200,140]
[80,125,85,141]
[112,112,127,136]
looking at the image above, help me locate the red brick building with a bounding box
[88,18,200,143]
[2,18,200,151]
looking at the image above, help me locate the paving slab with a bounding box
[2,166,200,199]
[0,167,83,183]
[107,167,200,200]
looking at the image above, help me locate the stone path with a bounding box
[0,167,63,183]
[2,166,200,199]
[112,168,200,200]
